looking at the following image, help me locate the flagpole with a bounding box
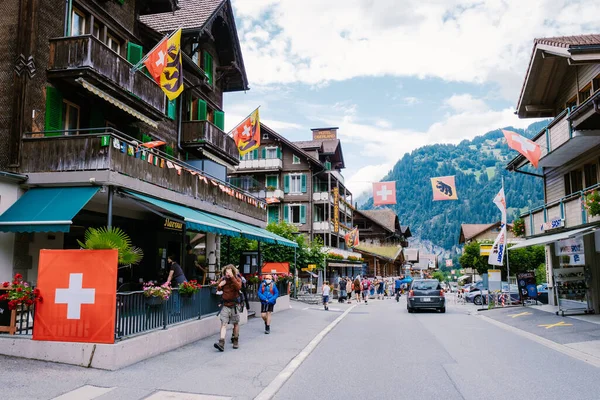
[503,176,512,305]
[227,106,261,137]
[130,28,181,72]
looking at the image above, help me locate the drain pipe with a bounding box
[177,95,184,154]
[64,0,72,36]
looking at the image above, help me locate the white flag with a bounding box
[488,224,507,266]
[493,187,507,224]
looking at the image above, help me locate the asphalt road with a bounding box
[2,296,600,400]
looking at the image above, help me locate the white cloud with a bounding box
[232,0,600,98]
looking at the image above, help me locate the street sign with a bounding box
[480,244,492,256]
[307,264,317,270]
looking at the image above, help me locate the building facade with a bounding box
[0,0,298,284]
[507,34,600,312]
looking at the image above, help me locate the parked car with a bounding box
[407,279,446,313]
[466,282,519,305]
[449,282,458,293]
[537,283,549,304]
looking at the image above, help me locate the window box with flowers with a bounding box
[512,218,525,237]
[276,273,293,283]
[178,280,201,298]
[347,256,362,262]
[143,281,172,305]
[327,253,345,260]
[585,190,600,217]
[0,273,43,311]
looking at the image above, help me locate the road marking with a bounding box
[145,391,231,400]
[52,385,116,400]
[539,321,573,329]
[476,314,600,368]
[254,304,357,400]
[509,312,532,318]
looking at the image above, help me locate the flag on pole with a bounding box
[502,129,541,168]
[373,181,396,206]
[345,227,359,248]
[488,224,507,266]
[232,108,260,156]
[430,176,458,201]
[143,28,184,100]
[493,187,507,224]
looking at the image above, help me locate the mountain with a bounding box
[361,121,548,255]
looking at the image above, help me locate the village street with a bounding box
[3,297,600,400]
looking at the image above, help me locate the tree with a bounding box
[432,271,448,282]
[458,242,487,274]
[78,226,143,266]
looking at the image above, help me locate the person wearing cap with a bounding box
[258,274,279,334]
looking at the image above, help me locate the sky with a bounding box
[224,0,600,197]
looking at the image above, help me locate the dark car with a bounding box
[537,283,549,304]
[407,279,445,313]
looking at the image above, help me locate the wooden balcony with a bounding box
[20,129,266,221]
[181,121,239,165]
[48,35,165,119]
[522,185,600,237]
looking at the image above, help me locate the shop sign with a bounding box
[479,244,492,256]
[163,218,183,232]
[558,253,585,266]
[555,237,584,256]
[312,129,337,140]
[540,218,564,232]
[333,187,339,233]
[517,271,538,302]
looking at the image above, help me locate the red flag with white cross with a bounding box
[502,129,541,168]
[373,181,397,206]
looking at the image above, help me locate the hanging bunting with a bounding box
[127,145,134,156]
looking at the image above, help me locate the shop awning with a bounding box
[124,191,241,238]
[509,226,598,250]
[205,214,298,247]
[0,187,100,233]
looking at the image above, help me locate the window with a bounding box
[263,133,269,140]
[293,155,301,164]
[593,74,600,93]
[566,96,577,111]
[191,43,200,66]
[242,151,256,161]
[585,164,598,188]
[266,147,278,159]
[266,175,278,189]
[284,173,306,194]
[290,175,302,194]
[579,83,592,104]
[565,170,583,195]
[71,9,86,36]
[62,100,80,133]
[93,23,100,39]
[239,176,254,191]
[286,204,306,224]
[107,33,121,54]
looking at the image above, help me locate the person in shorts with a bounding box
[361,277,371,304]
[258,274,279,334]
[353,276,362,303]
[214,265,242,352]
[377,278,385,300]
[322,281,331,310]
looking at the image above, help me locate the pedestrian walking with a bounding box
[377,278,385,300]
[322,281,331,310]
[353,276,362,303]
[361,277,371,305]
[345,277,353,304]
[394,276,402,301]
[258,274,279,334]
[338,276,347,303]
[214,265,242,352]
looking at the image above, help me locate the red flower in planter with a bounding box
[2,282,8,288]
[14,273,22,280]
[16,287,22,293]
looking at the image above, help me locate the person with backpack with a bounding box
[258,274,279,334]
[213,265,242,352]
[353,276,362,303]
[361,277,371,304]
[338,276,346,303]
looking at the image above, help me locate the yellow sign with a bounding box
[307,264,317,270]
[312,129,337,140]
[163,218,183,231]
[538,321,573,329]
[480,244,492,256]
[333,187,339,233]
[509,312,531,318]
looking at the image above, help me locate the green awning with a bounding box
[124,191,241,237]
[0,187,100,233]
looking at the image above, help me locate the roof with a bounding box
[360,209,398,233]
[401,226,412,238]
[139,0,224,33]
[459,222,514,244]
[404,248,419,262]
[261,125,324,167]
[354,244,403,262]
[534,34,600,48]
[416,253,437,270]
[295,139,340,154]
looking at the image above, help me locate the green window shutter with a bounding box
[142,134,152,143]
[165,146,174,156]
[253,149,259,159]
[301,174,307,193]
[44,86,63,135]
[266,176,277,188]
[197,99,207,120]
[203,51,213,85]
[126,42,144,65]
[261,147,266,159]
[214,110,225,130]
[277,147,282,159]
[167,99,177,120]
[284,205,289,222]
[300,205,307,224]
[284,175,290,194]
[268,206,279,223]
[325,161,331,170]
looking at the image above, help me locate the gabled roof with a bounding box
[403,248,419,262]
[360,209,399,233]
[261,125,324,168]
[401,226,412,238]
[295,139,345,169]
[415,253,437,270]
[354,244,403,262]
[139,0,224,32]
[459,222,513,244]
[534,34,600,48]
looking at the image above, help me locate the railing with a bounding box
[181,120,239,164]
[115,286,220,340]
[8,305,35,336]
[236,158,282,170]
[48,35,165,114]
[21,128,267,221]
[521,182,600,236]
[245,281,289,302]
[228,176,267,192]
[313,192,330,202]
[531,109,572,161]
[251,189,284,200]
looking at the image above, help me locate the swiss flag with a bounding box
[373,181,397,206]
[33,250,118,344]
[143,37,169,84]
[502,129,541,168]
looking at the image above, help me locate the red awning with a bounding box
[262,262,289,274]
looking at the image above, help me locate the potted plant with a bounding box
[0,273,43,310]
[266,185,277,192]
[585,190,600,217]
[143,281,171,305]
[178,280,201,298]
[77,226,143,267]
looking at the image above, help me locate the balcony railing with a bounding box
[20,128,266,221]
[48,35,165,117]
[521,182,600,236]
[236,158,282,170]
[181,120,239,165]
[251,189,284,200]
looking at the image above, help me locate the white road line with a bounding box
[476,314,600,368]
[254,304,357,400]
[52,385,116,400]
[145,391,231,400]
